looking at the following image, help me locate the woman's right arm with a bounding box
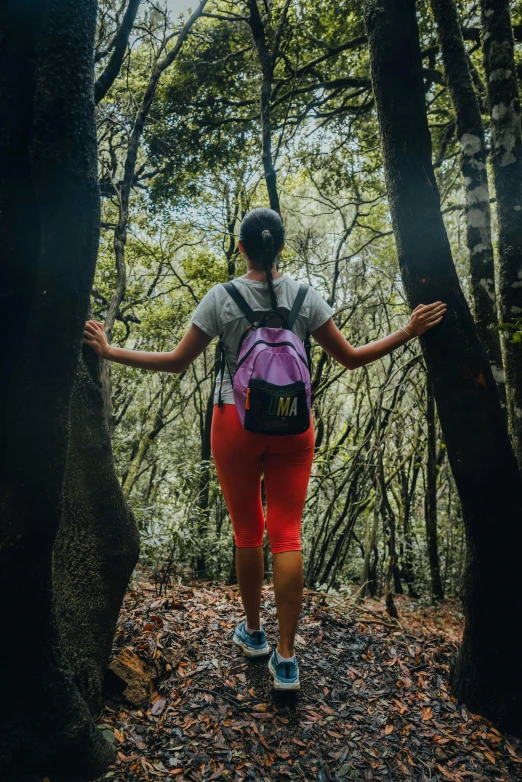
[83,320,212,373]
[311,301,446,370]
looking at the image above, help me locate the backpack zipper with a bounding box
[249,379,305,395]
[235,340,309,374]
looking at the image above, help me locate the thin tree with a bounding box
[429,0,504,396]
[425,377,444,600]
[364,0,522,735]
[246,0,292,212]
[480,0,522,470]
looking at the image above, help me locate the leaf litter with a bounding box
[94,573,522,781]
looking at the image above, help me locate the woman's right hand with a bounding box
[407,301,447,337]
[83,320,111,358]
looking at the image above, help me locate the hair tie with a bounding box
[262,229,272,238]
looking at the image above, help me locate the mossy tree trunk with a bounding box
[429,0,504,397]
[0,1,139,777]
[480,0,522,471]
[364,0,522,736]
[54,348,140,717]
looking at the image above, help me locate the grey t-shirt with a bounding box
[190,274,333,404]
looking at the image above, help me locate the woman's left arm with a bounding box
[311,301,446,370]
[83,320,212,373]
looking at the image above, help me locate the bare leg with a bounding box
[272,551,303,657]
[236,545,264,630]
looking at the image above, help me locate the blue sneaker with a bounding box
[268,649,300,691]
[233,620,270,658]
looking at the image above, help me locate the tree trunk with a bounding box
[0,0,116,776]
[358,484,379,602]
[480,0,522,471]
[227,541,238,586]
[147,465,167,505]
[368,540,379,598]
[429,0,505,397]
[364,0,522,735]
[224,182,241,278]
[379,455,400,616]
[54,348,140,715]
[247,0,291,212]
[400,457,420,598]
[122,381,177,500]
[195,388,214,576]
[425,377,444,600]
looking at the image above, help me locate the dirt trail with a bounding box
[95,577,522,781]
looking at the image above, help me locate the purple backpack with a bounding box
[218,282,311,435]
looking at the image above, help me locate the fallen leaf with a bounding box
[151,696,166,716]
[436,764,458,780]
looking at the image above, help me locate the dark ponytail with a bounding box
[239,207,284,313]
[261,229,278,311]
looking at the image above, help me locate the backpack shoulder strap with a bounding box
[221,281,259,326]
[286,284,309,331]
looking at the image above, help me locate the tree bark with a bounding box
[364,0,522,735]
[425,377,444,600]
[429,0,504,397]
[54,347,140,715]
[0,0,115,776]
[480,0,522,471]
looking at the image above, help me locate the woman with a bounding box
[84,208,446,691]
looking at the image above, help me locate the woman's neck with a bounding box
[242,263,282,282]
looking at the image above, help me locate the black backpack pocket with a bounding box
[244,379,310,435]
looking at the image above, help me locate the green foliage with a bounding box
[496,320,522,345]
[91,0,512,596]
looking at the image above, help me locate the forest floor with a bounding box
[94,571,522,782]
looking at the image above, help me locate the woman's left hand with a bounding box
[408,301,447,337]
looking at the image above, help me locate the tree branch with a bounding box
[95,0,142,104]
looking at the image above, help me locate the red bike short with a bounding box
[211,404,315,554]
